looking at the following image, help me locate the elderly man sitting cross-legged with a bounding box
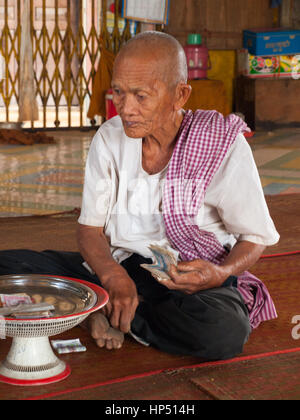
[0,32,279,360]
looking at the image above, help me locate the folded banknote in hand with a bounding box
[140,244,178,281]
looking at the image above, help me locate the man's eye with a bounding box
[137,94,145,101]
[113,88,121,95]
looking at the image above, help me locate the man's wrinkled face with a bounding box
[111,53,175,139]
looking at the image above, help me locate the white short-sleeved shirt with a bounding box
[78,116,280,264]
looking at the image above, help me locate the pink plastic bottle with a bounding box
[184,34,210,79]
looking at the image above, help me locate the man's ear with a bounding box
[173,83,192,111]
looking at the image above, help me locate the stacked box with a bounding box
[240,29,300,79]
[237,49,300,79]
[280,55,300,79]
[243,28,300,56]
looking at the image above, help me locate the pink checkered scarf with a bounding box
[162,110,277,329]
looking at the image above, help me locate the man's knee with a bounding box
[182,287,251,360]
[191,309,251,360]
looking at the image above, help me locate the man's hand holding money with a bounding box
[144,241,266,294]
[166,259,227,294]
[141,245,227,294]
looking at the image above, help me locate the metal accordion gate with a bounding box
[0,0,134,129]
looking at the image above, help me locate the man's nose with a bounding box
[122,94,138,116]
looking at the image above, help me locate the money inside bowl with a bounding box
[0,275,97,317]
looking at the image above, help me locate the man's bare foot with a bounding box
[81,312,124,350]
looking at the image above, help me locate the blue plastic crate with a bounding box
[243,28,300,56]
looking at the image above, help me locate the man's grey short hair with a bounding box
[118,31,188,88]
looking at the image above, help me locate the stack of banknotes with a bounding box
[140,244,178,282]
[0,293,54,318]
[51,338,86,354]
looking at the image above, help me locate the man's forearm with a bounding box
[77,224,139,333]
[220,240,266,279]
[77,224,127,286]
